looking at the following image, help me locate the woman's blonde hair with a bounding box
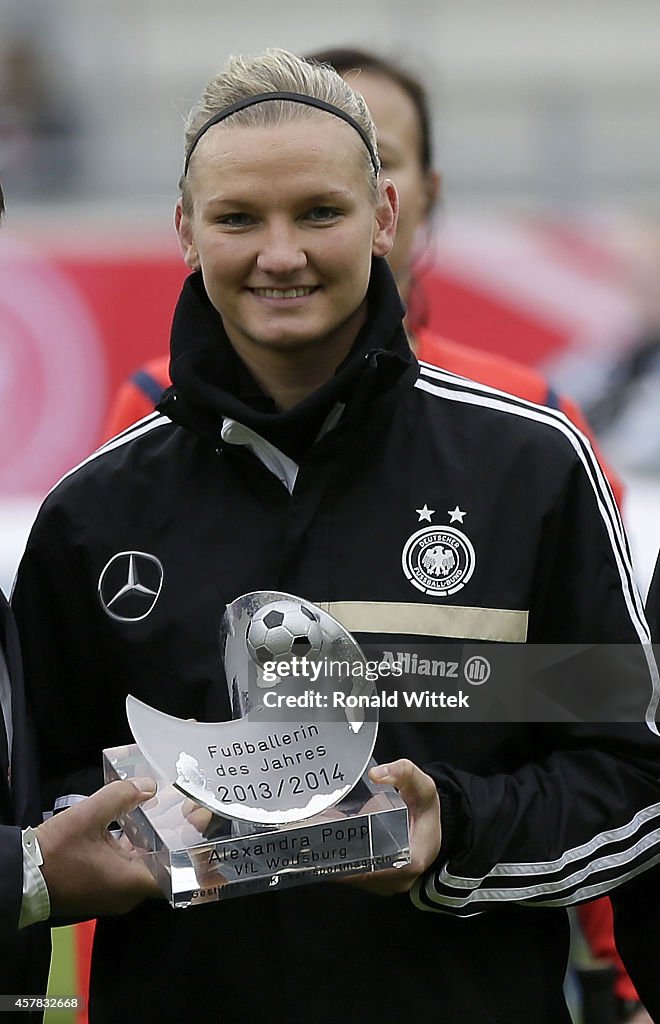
[180,48,380,210]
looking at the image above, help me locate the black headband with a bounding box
[183,91,380,176]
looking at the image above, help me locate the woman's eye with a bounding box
[307,207,340,222]
[218,212,254,227]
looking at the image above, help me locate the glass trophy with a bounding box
[103,592,410,908]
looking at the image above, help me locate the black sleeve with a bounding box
[0,826,23,934]
[608,548,660,1019]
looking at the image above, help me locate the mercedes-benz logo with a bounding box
[98,551,164,622]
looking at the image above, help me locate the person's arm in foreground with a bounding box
[20,777,161,927]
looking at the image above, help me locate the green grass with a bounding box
[45,926,79,1024]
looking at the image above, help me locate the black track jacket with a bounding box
[12,260,660,1024]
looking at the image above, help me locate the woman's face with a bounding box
[343,70,439,300]
[176,115,397,369]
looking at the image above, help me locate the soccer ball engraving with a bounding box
[246,600,323,666]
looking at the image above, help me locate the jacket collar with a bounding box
[159,258,416,458]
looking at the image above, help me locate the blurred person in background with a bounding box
[0,35,78,199]
[581,228,660,476]
[0,184,51,995]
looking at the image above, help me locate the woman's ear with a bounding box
[372,179,399,258]
[175,199,199,270]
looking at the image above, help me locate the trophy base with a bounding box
[103,743,410,908]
